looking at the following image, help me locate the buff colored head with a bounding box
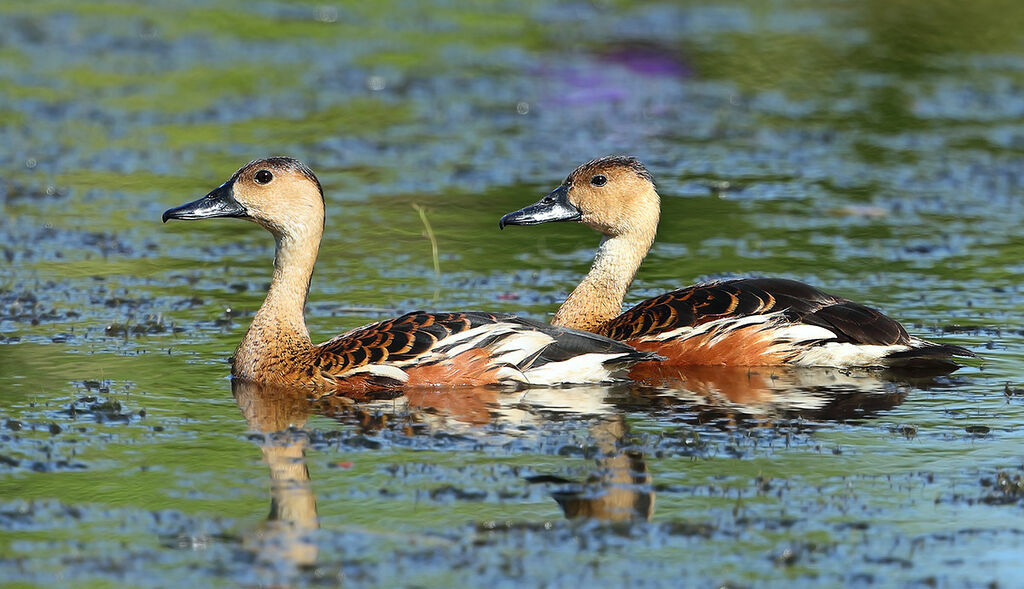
[163,157,324,239]
[499,155,659,237]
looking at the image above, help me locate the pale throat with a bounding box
[552,228,654,331]
[238,228,321,355]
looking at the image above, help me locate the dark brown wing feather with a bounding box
[312,311,658,387]
[598,277,912,346]
[799,301,909,346]
[314,311,503,375]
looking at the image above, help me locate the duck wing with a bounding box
[598,278,973,368]
[314,311,657,393]
[598,278,843,338]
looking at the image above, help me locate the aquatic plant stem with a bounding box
[412,203,441,301]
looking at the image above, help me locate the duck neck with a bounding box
[236,231,320,368]
[552,228,654,332]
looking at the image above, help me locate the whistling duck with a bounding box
[499,155,974,369]
[162,157,656,394]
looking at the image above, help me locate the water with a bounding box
[2,0,1024,586]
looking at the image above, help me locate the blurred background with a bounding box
[2,0,1024,586]
[4,0,1023,327]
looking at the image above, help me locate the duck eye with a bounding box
[590,174,607,187]
[254,170,273,185]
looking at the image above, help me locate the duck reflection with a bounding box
[233,380,319,572]
[628,364,914,423]
[548,415,654,522]
[232,365,929,540]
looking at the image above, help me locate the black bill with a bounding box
[162,181,247,223]
[499,184,581,229]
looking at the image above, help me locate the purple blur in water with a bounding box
[531,42,692,107]
[598,42,693,77]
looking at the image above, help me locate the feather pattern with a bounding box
[311,311,657,392]
[599,278,973,368]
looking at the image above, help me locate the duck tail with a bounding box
[883,338,977,369]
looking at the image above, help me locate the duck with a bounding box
[162,157,658,395]
[498,155,975,369]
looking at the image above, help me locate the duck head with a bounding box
[499,155,659,237]
[163,157,325,239]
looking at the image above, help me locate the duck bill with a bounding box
[499,184,581,229]
[162,181,248,223]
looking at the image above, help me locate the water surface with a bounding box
[2,0,1024,586]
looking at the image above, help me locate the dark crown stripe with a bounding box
[567,155,654,184]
